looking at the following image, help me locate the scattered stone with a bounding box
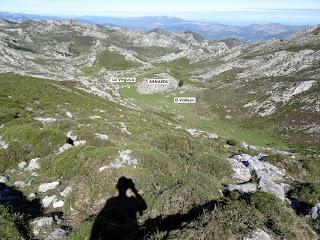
[0,136,9,149]
[95,133,109,140]
[74,140,86,146]
[26,158,40,171]
[53,200,64,208]
[31,217,54,235]
[14,180,26,188]
[18,161,27,170]
[29,193,36,199]
[34,117,57,125]
[119,122,132,135]
[207,133,219,139]
[99,150,138,171]
[186,128,219,139]
[66,111,73,118]
[31,172,39,177]
[46,228,67,240]
[58,143,73,153]
[60,186,72,197]
[90,115,102,120]
[39,182,60,193]
[244,229,272,240]
[226,183,257,193]
[94,109,106,113]
[310,203,320,219]
[0,176,9,183]
[42,195,57,208]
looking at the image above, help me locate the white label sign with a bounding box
[147,79,169,84]
[174,97,197,104]
[111,77,136,83]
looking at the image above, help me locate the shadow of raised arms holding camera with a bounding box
[90,177,147,240]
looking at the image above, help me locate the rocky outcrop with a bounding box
[45,228,67,240]
[227,154,288,201]
[39,182,60,193]
[244,229,272,240]
[226,183,257,193]
[310,203,320,219]
[227,158,252,183]
[99,149,138,171]
[31,217,54,235]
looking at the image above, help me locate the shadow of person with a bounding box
[90,177,147,240]
[141,199,218,238]
[0,182,44,239]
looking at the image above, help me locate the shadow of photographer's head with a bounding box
[116,176,135,196]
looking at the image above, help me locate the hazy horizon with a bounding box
[1,0,320,25]
[1,10,320,26]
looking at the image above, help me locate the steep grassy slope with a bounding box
[0,73,317,239]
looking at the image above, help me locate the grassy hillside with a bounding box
[0,73,318,239]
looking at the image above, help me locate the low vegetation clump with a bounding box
[226,139,239,146]
[0,206,24,240]
[290,182,320,206]
[7,42,37,53]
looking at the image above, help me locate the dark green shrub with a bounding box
[290,181,320,206]
[226,139,239,146]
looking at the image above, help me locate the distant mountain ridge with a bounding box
[0,11,308,42]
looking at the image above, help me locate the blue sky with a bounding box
[1,0,320,24]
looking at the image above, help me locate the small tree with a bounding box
[178,80,184,87]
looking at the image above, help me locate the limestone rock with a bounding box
[42,195,57,208]
[58,143,73,153]
[258,177,285,201]
[39,181,60,193]
[227,158,252,183]
[34,117,57,125]
[99,150,138,171]
[95,133,109,140]
[26,158,40,171]
[53,200,64,208]
[0,176,9,183]
[74,140,86,146]
[244,229,272,240]
[226,183,257,193]
[0,136,9,149]
[60,186,72,197]
[18,161,27,170]
[31,217,54,235]
[46,228,67,240]
[310,203,320,219]
[14,180,25,188]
